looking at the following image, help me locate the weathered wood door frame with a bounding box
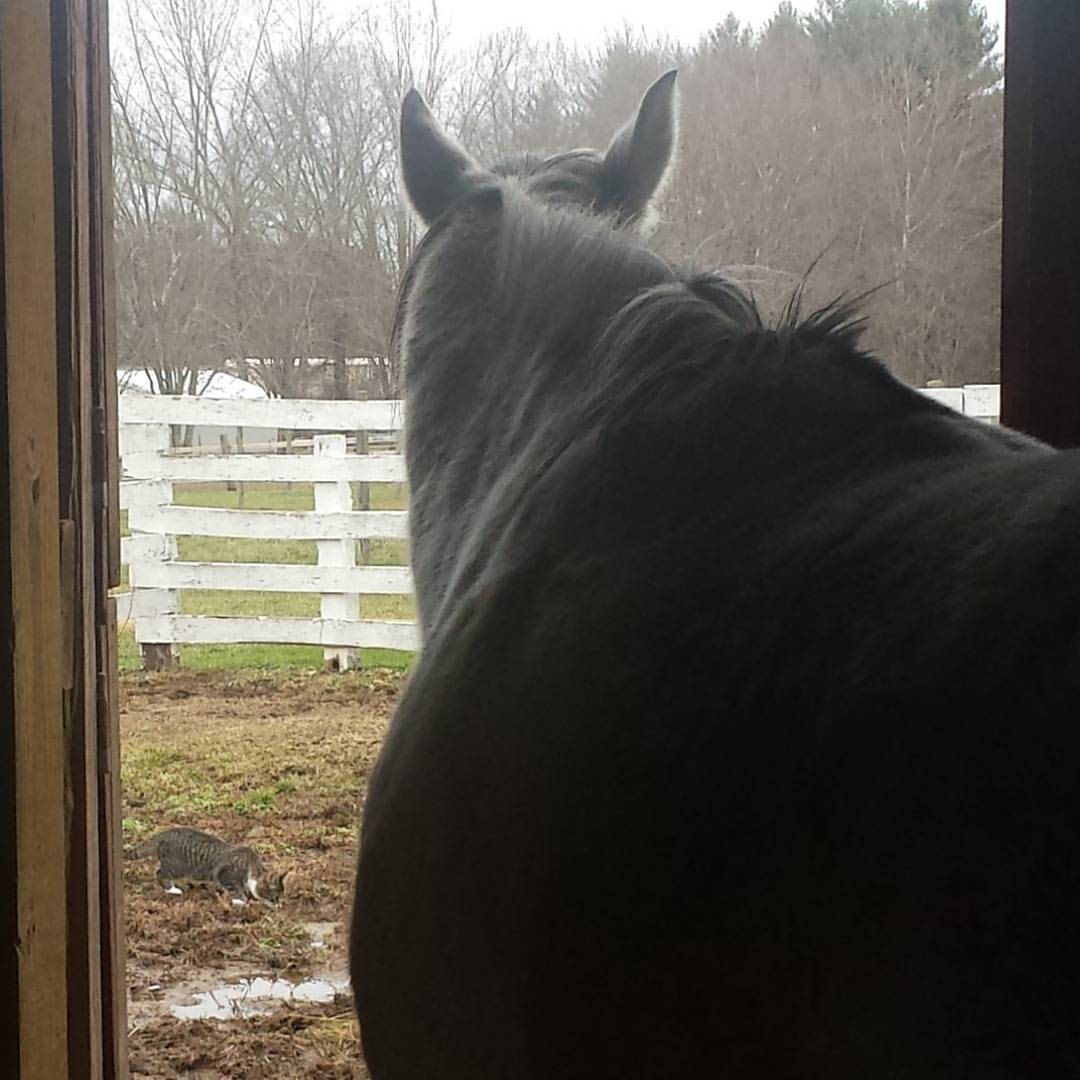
[0,1,71,1073]
[1001,0,1080,446]
[1,0,124,1076]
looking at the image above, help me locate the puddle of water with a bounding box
[170,974,350,1020]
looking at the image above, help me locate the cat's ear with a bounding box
[401,89,481,224]
[599,69,678,221]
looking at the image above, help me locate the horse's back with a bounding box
[353,439,1080,1078]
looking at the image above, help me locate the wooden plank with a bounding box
[134,613,421,652]
[120,533,173,564]
[86,0,126,1051]
[128,504,409,540]
[0,149,17,1080]
[962,384,1001,422]
[121,434,176,659]
[128,560,414,594]
[355,416,373,565]
[119,393,405,431]
[118,478,173,510]
[91,0,120,596]
[129,529,178,671]
[120,450,407,484]
[131,433,400,456]
[52,0,106,1066]
[0,0,71,1072]
[128,588,181,621]
[118,422,170,456]
[919,385,1001,422]
[314,435,359,670]
[1001,0,1080,446]
[113,590,134,627]
[97,606,128,1079]
[919,387,965,413]
[91,44,128,1080]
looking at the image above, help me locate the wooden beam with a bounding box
[1001,0,1080,446]
[86,0,127,1065]
[52,0,104,1070]
[49,0,127,1072]
[0,1,72,1076]
[0,154,18,1080]
[98,608,127,1079]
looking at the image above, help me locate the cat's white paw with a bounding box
[165,885,182,896]
[231,898,247,906]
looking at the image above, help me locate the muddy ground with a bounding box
[122,668,403,1078]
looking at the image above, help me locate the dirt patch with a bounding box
[128,1001,363,1078]
[122,668,401,1077]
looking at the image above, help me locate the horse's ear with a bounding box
[401,89,479,225]
[600,69,678,220]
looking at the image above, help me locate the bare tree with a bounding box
[657,0,1002,385]
[111,0,274,405]
[111,0,1004,402]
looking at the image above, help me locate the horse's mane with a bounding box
[393,163,927,440]
[588,272,873,374]
[575,262,915,445]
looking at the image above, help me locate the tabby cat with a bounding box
[126,827,287,903]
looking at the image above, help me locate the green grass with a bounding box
[123,745,223,820]
[119,668,400,832]
[173,480,408,512]
[175,483,315,511]
[119,481,417,672]
[117,626,413,673]
[123,732,295,822]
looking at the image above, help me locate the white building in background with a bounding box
[117,368,267,398]
[117,369,276,450]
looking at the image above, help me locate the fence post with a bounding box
[314,434,359,671]
[235,424,245,506]
[354,390,371,565]
[962,384,1002,424]
[121,422,179,671]
[134,534,179,672]
[219,433,237,492]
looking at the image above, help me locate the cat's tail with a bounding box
[123,835,162,861]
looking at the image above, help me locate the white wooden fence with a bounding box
[119,394,415,669]
[118,384,1002,670]
[921,383,999,421]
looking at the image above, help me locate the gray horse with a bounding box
[351,71,1080,1078]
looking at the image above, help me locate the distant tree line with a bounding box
[112,0,1002,398]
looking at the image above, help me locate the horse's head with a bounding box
[395,73,680,632]
[400,70,678,228]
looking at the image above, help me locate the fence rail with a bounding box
[118,393,403,430]
[921,383,999,420]
[118,385,1001,669]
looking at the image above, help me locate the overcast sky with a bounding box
[345,0,1006,51]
